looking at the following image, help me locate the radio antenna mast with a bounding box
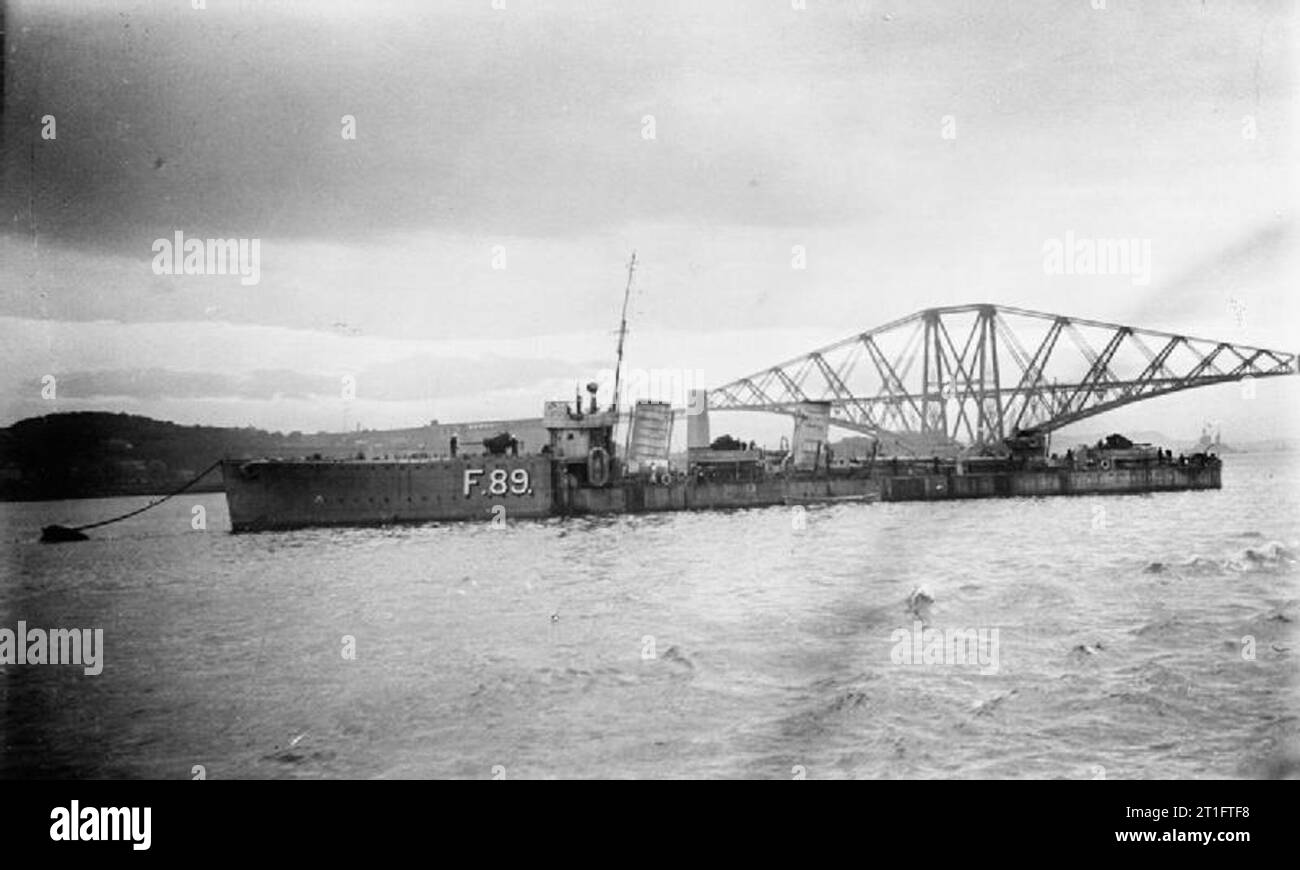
[611,251,636,413]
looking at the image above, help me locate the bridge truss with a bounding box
[707,304,1296,452]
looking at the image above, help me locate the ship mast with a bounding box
[611,250,636,413]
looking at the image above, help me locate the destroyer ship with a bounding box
[220,389,1220,532]
[220,258,1222,532]
[221,385,889,530]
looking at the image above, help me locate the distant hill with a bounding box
[0,413,292,501]
[0,412,545,501]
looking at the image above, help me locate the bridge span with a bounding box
[705,304,1296,452]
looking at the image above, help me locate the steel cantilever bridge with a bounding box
[707,304,1297,453]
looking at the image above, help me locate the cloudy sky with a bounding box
[1,0,1296,443]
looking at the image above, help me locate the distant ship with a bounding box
[220,259,1222,532]
[1194,421,1234,453]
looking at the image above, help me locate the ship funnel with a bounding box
[628,401,673,468]
[686,390,711,449]
[791,401,832,470]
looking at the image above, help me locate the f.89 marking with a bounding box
[463,468,531,497]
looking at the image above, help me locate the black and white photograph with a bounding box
[0,0,1296,846]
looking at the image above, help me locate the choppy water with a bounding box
[2,453,1297,779]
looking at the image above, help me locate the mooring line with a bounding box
[41,459,224,542]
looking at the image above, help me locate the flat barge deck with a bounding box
[874,453,1219,501]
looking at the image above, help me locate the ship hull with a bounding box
[878,463,1220,501]
[559,474,882,515]
[221,457,1221,531]
[221,458,883,530]
[221,457,554,531]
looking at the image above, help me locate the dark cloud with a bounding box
[0,1,891,250]
[4,0,1289,253]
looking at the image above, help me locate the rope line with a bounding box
[71,459,224,531]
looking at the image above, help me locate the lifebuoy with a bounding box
[1099,458,1112,471]
[588,447,610,487]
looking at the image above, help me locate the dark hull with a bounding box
[221,457,1221,531]
[220,458,881,531]
[878,463,1221,501]
[221,457,554,531]
[561,475,882,515]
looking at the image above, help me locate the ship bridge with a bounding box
[705,304,1297,454]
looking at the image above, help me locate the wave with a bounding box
[1132,615,1195,640]
[1133,601,1296,645]
[1230,542,1298,570]
[779,688,875,738]
[659,645,695,670]
[969,687,1051,718]
[1145,542,1297,576]
[905,586,935,623]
